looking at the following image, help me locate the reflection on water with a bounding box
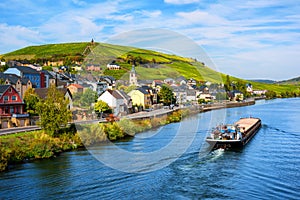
[0,98,300,199]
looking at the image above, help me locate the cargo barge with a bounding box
[206,117,262,150]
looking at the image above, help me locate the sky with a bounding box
[0,0,300,80]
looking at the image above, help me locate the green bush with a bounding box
[102,123,124,141]
[0,130,83,172]
[77,124,107,146]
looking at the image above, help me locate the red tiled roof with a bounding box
[67,83,84,89]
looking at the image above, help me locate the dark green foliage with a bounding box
[0,131,82,172]
[158,85,175,105]
[36,85,72,136]
[76,88,98,108]
[265,90,277,99]
[23,88,40,115]
[94,100,112,118]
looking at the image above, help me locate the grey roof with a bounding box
[0,85,10,94]
[186,89,196,96]
[99,76,115,85]
[42,70,55,78]
[0,72,30,85]
[172,84,188,92]
[13,66,40,74]
[137,87,149,95]
[176,76,187,82]
[118,90,131,101]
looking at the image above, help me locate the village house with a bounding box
[164,78,175,85]
[187,78,197,88]
[107,61,120,70]
[42,70,56,88]
[0,85,29,128]
[67,83,84,95]
[176,76,187,85]
[229,90,244,101]
[0,73,32,98]
[96,76,116,96]
[253,90,267,95]
[128,87,153,109]
[172,85,187,105]
[4,66,45,88]
[186,89,197,102]
[198,93,213,102]
[98,89,130,116]
[86,64,101,71]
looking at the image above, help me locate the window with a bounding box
[10,106,14,114]
[4,96,9,101]
[12,96,17,101]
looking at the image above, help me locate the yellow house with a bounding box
[128,88,152,108]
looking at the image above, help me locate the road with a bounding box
[0,126,41,136]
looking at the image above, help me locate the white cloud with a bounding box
[212,44,300,80]
[164,0,201,5]
[176,10,227,26]
[136,10,162,18]
[0,23,42,53]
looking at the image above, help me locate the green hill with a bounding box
[2,42,90,61]
[277,76,300,85]
[2,42,299,95]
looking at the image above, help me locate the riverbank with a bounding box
[0,127,83,172]
[0,100,255,172]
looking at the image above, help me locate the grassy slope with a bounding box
[3,42,90,60]
[3,42,299,93]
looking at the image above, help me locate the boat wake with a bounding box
[197,147,225,163]
[262,124,287,134]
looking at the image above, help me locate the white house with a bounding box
[98,89,128,116]
[186,89,197,102]
[253,90,267,95]
[198,93,213,101]
[107,63,120,70]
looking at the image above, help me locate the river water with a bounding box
[1,98,300,199]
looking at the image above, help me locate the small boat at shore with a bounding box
[206,117,262,150]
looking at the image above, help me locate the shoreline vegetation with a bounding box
[0,108,191,172]
[0,98,283,172]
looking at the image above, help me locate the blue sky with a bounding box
[1,0,300,80]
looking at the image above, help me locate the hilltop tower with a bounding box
[129,65,137,85]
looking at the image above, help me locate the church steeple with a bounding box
[129,65,137,85]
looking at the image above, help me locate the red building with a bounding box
[0,85,26,116]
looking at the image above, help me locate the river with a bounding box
[0,98,300,199]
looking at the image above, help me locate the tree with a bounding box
[36,85,72,136]
[23,88,40,115]
[79,88,98,108]
[94,100,112,118]
[158,85,175,105]
[224,75,232,92]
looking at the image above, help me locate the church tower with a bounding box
[129,65,137,85]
